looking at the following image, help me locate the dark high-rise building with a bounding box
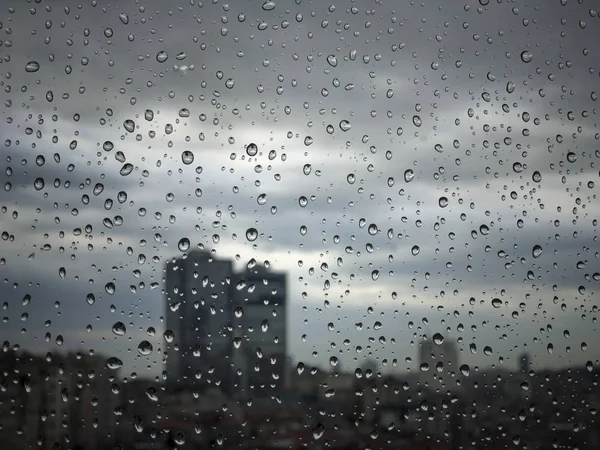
[164,250,235,391]
[519,352,530,373]
[232,263,287,397]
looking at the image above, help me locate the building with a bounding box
[232,263,287,397]
[519,352,530,373]
[418,336,459,391]
[164,250,235,391]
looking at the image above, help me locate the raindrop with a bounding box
[246,228,258,242]
[181,151,194,165]
[163,330,175,343]
[411,245,420,256]
[156,51,169,63]
[326,55,338,67]
[105,282,116,295]
[520,51,533,63]
[112,322,126,336]
[145,109,154,121]
[412,115,422,127]
[138,341,153,355]
[492,298,502,308]
[120,163,134,176]
[86,293,95,305]
[404,169,415,182]
[34,178,45,191]
[262,1,276,10]
[532,171,542,182]
[339,120,351,131]
[246,143,258,156]
[119,13,129,24]
[439,197,449,208]
[532,245,543,258]
[106,357,123,370]
[25,61,40,73]
[123,120,135,133]
[178,238,191,252]
[313,423,326,440]
[432,333,444,345]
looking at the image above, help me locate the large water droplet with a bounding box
[106,357,123,370]
[433,333,444,345]
[411,245,420,256]
[25,61,40,73]
[532,245,543,258]
[138,340,153,355]
[120,163,134,176]
[313,423,326,440]
[439,197,449,208]
[326,54,338,67]
[404,169,415,182]
[105,282,116,295]
[520,51,533,63]
[246,143,258,156]
[119,13,129,24]
[178,237,190,252]
[246,228,258,242]
[181,151,194,165]
[112,322,126,336]
[123,119,135,133]
[156,51,169,63]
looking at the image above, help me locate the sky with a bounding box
[0,0,599,380]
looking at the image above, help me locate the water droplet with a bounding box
[439,197,449,208]
[246,143,258,156]
[163,330,175,343]
[112,322,126,336]
[106,357,123,370]
[412,115,422,127]
[520,51,533,63]
[86,293,95,305]
[234,306,243,318]
[145,109,154,121]
[103,141,114,152]
[119,13,129,24]
[492,298,502,308]
[178,237,190,252]
[156,51,169,63]
[262,1,276,10]
[532,171,542,182]
[313,423,326,440]
[123,120,135,133]
[181,151,194,165]
[304,136,314,146]
[138,340,153,355]
[404,169,415,182]
[460,364,470,376]
[433,333,444,345]
[120,163,134,176]
[566,152,577,163]
[105,282,116,295]
[257,193,268,205]
[34,177,45,191]
[326,55,338,67]
[339,120,351,131]
[246,228,258,242]
[411,245,420,256]
[25,61,40,73]
[532,245,543,258]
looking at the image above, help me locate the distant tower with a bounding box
[519,352,530,373]
[164,250,235,391]
[419,336,459,390]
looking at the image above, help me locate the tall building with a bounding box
[164,250,235,391]
[418,336,459,391]
[519,352,530,373]
[232,263,287,397]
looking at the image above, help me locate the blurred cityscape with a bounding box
[1,251,599,450]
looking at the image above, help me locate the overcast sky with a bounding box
[0,0,599,380]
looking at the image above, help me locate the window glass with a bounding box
[1,1,599,449]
